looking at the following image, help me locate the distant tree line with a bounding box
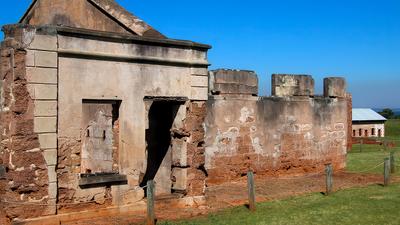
[378,108,400,119]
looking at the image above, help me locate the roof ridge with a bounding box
[87,0,165,38]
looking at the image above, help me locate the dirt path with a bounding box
[56,172,399,225]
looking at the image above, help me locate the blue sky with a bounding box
[1,0,399,108]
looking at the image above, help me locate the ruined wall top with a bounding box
[324,77,347,98]
[209,69,347,98]
[271,74,314,97]
[209,69,258,96]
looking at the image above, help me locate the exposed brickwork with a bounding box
[57,137,113,213]
[184,101,207,196]
[0,47,49,222]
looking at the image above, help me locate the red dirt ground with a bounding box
[55,171,400,225]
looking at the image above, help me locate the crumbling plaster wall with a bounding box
[56,31,209,209]
[205,71,349,184]
[0,25,58,222]
[1,24,210,221]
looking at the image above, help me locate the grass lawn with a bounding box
[347,119,400,174]
[385,119,400,138]
[346,143,400,174]
[160,184,400,225]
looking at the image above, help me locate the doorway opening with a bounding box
[141,98,186,195]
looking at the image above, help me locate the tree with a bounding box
[379,108,395,119]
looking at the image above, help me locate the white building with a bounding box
[352,108,387,137]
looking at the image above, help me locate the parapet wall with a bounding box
[205,70,349,184]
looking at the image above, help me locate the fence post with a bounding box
[325,164,333,195]
[384,158,390,187]
[147,180,155,225]
[247,171,256,212]
[390,152,395,174]
[359,139,363,152]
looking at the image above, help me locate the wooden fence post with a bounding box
[325,164,333,195]
[247,171,256,212]
[384,158,390,187]
[390,152,395,174]
[359,139,363,152]
[147,180,155,225]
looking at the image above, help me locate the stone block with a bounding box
[191,75,208,87]
[172,104,187,130]
[29,34,57,51]
[191,87,208,101]
[34,101,57,116]
[47,165,57,183]
[26,67,57,84]
[43,149,57,166]
[35,51,57,68]
[210,69,258,96]
[324,77,346,98]
[172,168,188,191]
[272,74,314,97]
[191,67,208,76]
[213,83,258,95]
[26,50,35,67]
[213,69,258,86]
[48,182,57,199]
[28,84,57,100]
[172,139,188,167]
[34,117,57,133]
[39,133,57,149]
[43,199,57,216]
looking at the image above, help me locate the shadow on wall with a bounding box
[140,101,179,189]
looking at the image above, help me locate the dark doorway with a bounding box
[140,101,180,191]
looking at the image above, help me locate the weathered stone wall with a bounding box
[205,71,349,185]
[184,101,207,196]
[55,30,209,208]
[0,37,50,222]
[1,24,210,221]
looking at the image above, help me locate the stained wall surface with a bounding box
[0,25,210,222]
[205,71,349,184]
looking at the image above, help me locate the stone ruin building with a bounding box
[0,0,352,223]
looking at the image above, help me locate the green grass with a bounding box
[160,184,400,225]
[385,119,400,138]
[346,144,399,174]
[347,119,400,174]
